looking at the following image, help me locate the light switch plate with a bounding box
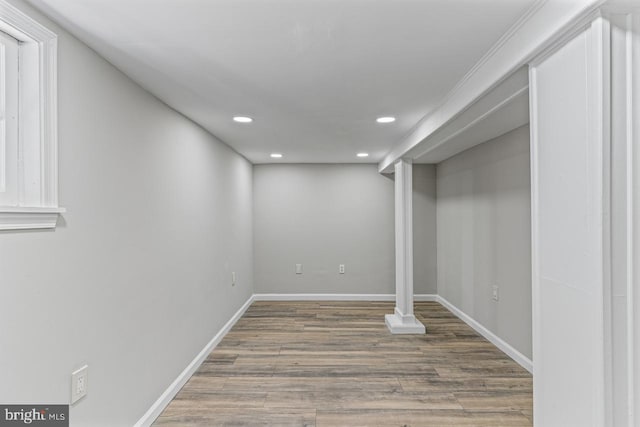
[492,285,499,301]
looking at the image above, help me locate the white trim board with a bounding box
[134,295,255,427]
[436,295,533,374]
[379,1,606,173]
[414,294,439,302]
[253,293,438,302]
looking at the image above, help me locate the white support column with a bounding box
[385,159,425,334]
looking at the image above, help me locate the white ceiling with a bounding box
[27,0,536,163]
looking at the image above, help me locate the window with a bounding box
[0,1,63,230]
[0,30,19,207]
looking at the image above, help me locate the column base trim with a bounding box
[385,311,426,334]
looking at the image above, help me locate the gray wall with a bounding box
[0,1,253,426]
[413,164,438,294]
[253,164,436,295]
[436,125,531,358]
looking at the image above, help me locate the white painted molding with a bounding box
[632,12,640,426]
[414,294,438,302]
[528,59,543,417]
[0,1,57,41]
[379,0,605,172]
[436,295,533,374]
[593,17,613,426]
[410,71,529,164]
[441,0,545,108]
[385,309,426,334]
[528,10,602,68]
[134,295,255,427]
[619,10,640,426]
[253,293,438,302]
[254,293,395,301]
[0,207,65,230]
[0,0,62,230]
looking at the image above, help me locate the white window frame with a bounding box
[0,0,63,230]
[0,29,19,207]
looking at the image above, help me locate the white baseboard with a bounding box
[436,295,533,373]
[253,293,394,301]
[134,294,255,427]
[253,293,438,301]
[414,294,438,301]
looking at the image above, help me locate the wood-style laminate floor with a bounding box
[153,301,532,426]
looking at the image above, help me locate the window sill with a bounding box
[0,207,66,230]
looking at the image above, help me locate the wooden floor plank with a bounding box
[153,301,532,426]
[315,409,531,427]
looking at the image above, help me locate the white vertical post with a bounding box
[628,12,640,427]
[385,159,425,334]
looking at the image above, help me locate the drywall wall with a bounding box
[413,164,438,294]
[0,1,253,426]
[253,164,436,295]
[436,125,531,359]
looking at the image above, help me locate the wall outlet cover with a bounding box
[71,365,88,404]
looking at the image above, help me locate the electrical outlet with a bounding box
[492,285,499,301]
[339,264,345,274]
[231,271,236,286]
[295,264,303,274]
[71,365,88,404]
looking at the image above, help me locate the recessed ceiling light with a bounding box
[357,153,369,158]
[376,116,396,123]
[270,153,283,158]
[233,116,253,123]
